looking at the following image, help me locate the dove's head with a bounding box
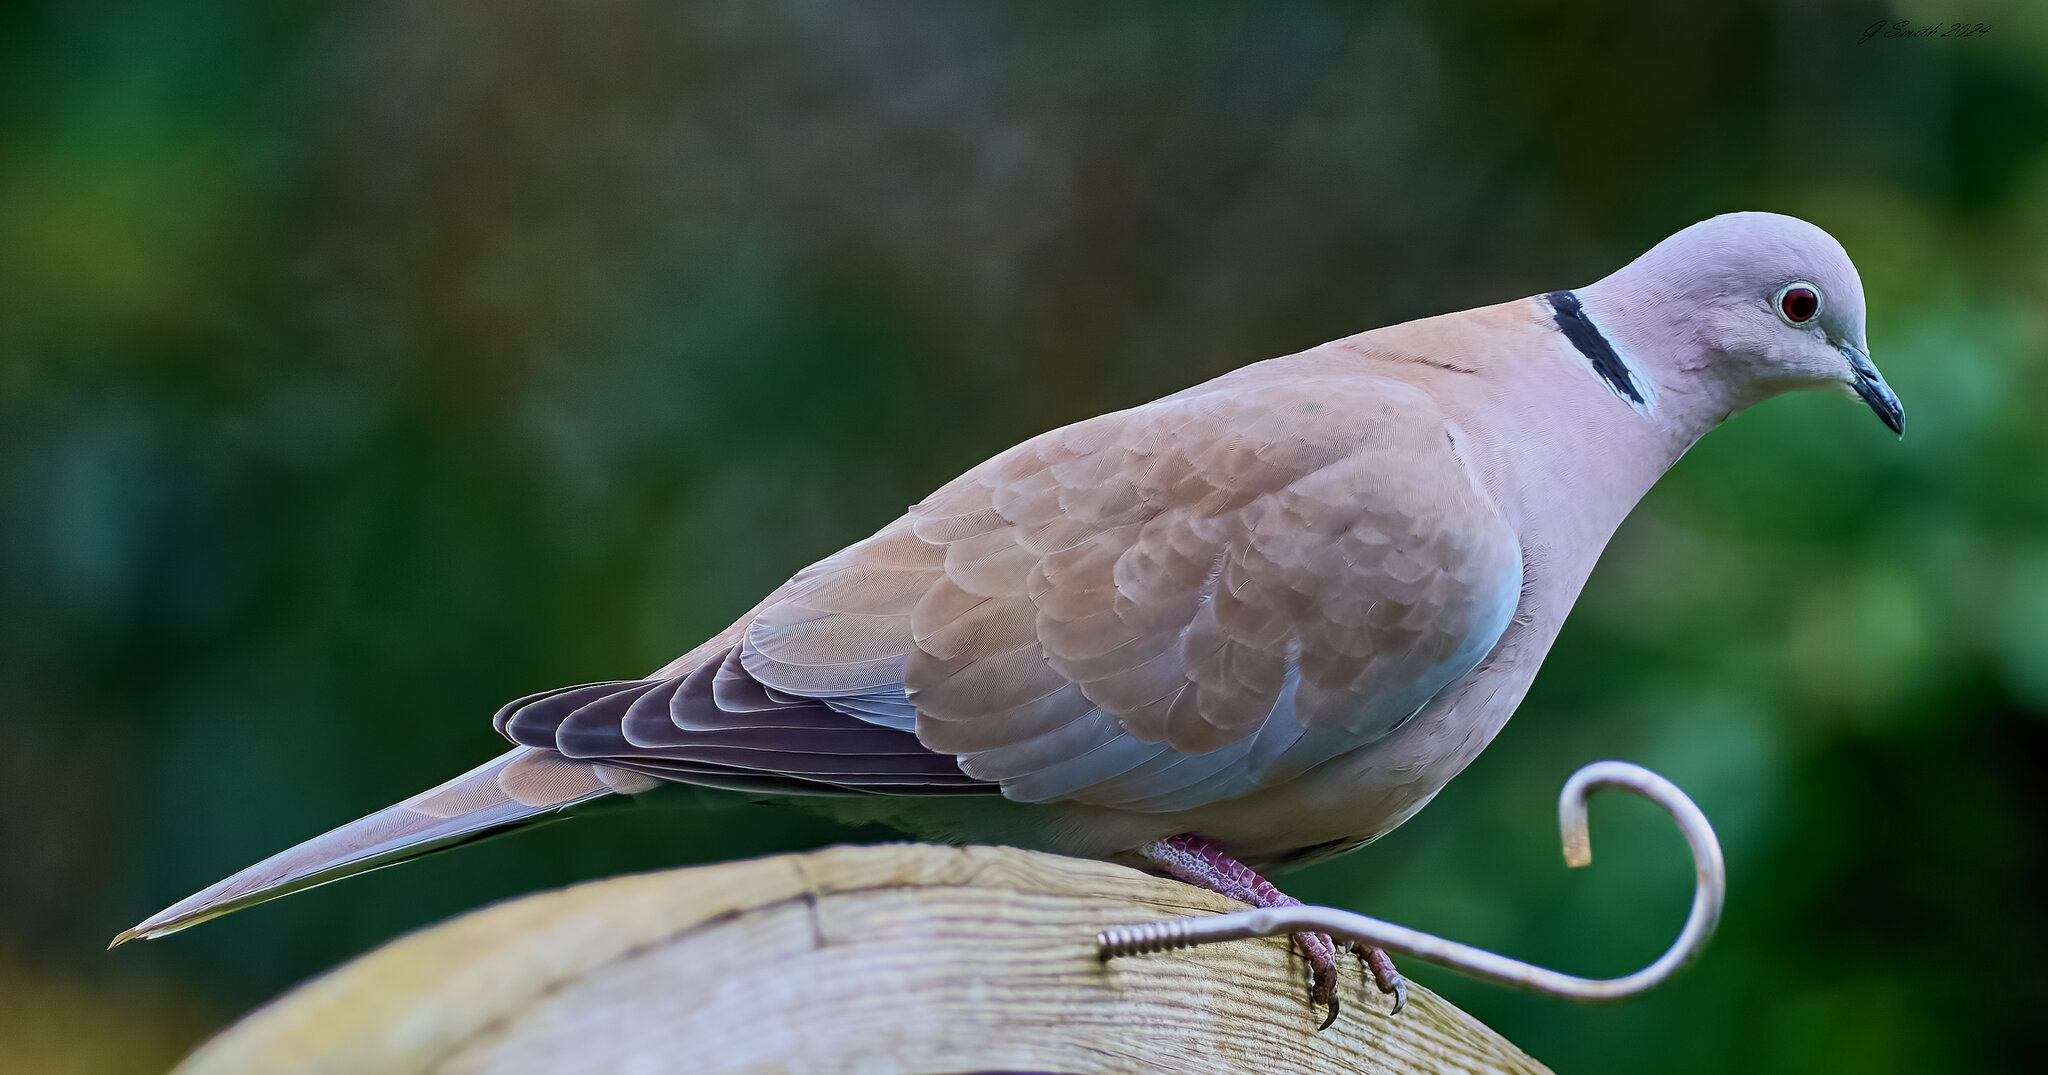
[1580,211,1904,435]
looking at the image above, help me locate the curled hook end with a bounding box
[1558,758,1638,869]
[1561,830,1592,869]
[1559,781,1593,868]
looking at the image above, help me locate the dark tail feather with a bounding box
[112,748,656,945]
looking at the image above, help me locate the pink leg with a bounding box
[1139,833,1406,1026]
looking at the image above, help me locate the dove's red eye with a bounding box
[1777,284,1821,325]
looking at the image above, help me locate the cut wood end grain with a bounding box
[173,843,1552,1075]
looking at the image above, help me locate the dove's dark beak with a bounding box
[1843,343,1904,435]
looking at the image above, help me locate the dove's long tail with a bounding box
[111,747,655,945]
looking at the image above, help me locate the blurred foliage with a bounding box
[4,1,2046,1071]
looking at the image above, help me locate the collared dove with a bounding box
[117,211,1902,1023]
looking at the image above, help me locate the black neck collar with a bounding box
[1546,290,1644,406]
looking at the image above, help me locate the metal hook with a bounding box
[1098,760,1725,1002]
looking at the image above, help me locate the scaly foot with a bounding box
[1138,833,1404,1028]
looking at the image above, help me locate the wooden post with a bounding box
[174,844,1551,1074]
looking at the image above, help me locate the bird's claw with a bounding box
[1352,940,1407,1016]
[1302,932,1411,1027]
[1317,994,1340,1031]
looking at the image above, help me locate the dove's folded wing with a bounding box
[734,362,1525,812]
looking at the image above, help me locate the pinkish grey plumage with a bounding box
[118,211,1902,944]
[746,369,1522,809]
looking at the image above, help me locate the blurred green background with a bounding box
[4,1,2046,1071]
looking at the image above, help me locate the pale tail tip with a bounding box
[109,919,174,948]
